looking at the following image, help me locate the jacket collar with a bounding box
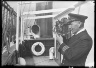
[71,27,86,36]
[76,28,86,35]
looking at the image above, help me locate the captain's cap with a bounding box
[68,13,88,24]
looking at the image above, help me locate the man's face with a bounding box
[70,21,81,34]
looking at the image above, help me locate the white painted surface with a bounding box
[18,57,26,65]
[16,2,19,51]
[49,47,55,59]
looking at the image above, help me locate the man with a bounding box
[57,13,93,66]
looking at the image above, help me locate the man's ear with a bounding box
[78,21,81,27]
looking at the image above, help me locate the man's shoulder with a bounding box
[79,30,92,40]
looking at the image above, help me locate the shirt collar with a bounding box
[76,27,86,35]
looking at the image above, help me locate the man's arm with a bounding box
[56,34,69,53]
[58,43,69,53]
[60,39,92,60]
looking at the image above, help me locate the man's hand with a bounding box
[56,33,63,45]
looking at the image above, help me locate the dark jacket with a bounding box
[58,30,93,66]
